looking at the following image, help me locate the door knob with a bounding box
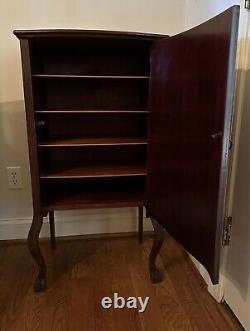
[211,131,223,139]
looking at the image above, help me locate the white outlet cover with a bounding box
[6,166,22,189]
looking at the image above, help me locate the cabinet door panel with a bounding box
[146,6,239,284]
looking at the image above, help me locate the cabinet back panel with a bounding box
[33,79,148,110]
[41,176,146,209]
[39,145,147,171]
[37,113,147,140]
[30,38,150,76]
[41,177,146,193]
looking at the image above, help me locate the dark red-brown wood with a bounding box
[38,137,147,147]
[15,30,162,290]
[35,110,149,113]
[36,113,148,141]
[32,74,149,79]
[16,12,239,290]
[146,6,239,284]
[40,164,147,179]
[14,29,165,40]
[43,191,145,211]
[20,40,46,291]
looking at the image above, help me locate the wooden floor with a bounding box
[0,234,243,331]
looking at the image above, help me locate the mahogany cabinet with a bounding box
[14,6,239,291]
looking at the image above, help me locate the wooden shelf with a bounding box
[40,165,147,179]
[35,110,149,114]
[23,33,150,217]
[32,74,149,80]
[38,137,148,147]
[42,190,145,211]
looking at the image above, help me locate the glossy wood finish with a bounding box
[14,29,166,40]
[37,113,147,141]
[38,137,147,147]
[43,191,145,211]
[0,235,243,331]
[39,146,146,174]
[30,38,151,76]
[20,40,46,291]
[33,80,149,110]
[40,164,147,179]
[36,110,149,114]
[149,218,165,283]
[41,177,146,211]
[32,74,149,79]
[15,30,158,290]
[16,12,239,290]
[147,7,239,284]
[27,213,46,291]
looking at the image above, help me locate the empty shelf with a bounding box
[38,137,148,147]
[42,190,145,211]
[40,165,147,179]
[35,109,149,114]
[32,74,149,79]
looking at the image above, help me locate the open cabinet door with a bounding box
[146,6,239,284]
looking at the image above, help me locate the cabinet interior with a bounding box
[29,35,152,210]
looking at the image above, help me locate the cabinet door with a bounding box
[146,6,239,284]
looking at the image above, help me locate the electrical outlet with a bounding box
[6,167,22,189]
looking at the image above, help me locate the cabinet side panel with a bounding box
[20,39,41,213]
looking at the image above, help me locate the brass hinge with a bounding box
[229,139,233,150]
[245,0,250,9]
[37,120,45,127]
[222,216,233,246]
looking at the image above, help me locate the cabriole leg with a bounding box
[149,218,165,283]
[28,212,46,292]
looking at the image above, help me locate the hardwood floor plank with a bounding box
[0,235,242,331]
[0,245,35,331]
[106,239,143,331]
[155,236,219,331]
[140,239,193,331]
[156,235,241,331]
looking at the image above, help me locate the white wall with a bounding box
[0,0,185,239]
[223,59,250,329]
[185,0,241,30]
[222,5,250,330]
[0,0,185,103]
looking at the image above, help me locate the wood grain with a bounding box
[0,235,242,331]
[13,29,166,40]
[40,164,147,179]
[146,6,239,284]
[42,190,145,211]
[38,137,147,147]
[35,110,149,114]
[32,74,149,79]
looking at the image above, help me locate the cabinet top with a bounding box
[13,29,167,41]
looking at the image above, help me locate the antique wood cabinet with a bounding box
[14,6,239,291]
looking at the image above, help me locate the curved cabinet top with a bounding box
[13,29,167,41]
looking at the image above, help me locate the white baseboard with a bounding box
[190,255,224,302]
[0,207,153,240]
